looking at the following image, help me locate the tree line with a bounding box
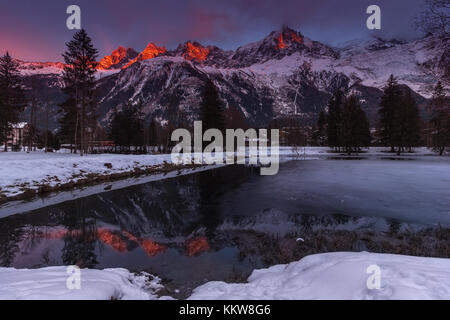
[313,74,449,155]
[322,91,371,154]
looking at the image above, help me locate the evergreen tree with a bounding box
[0,52,26,151]
[37,131,60,151]
[428,81,449,155]
[165,96,181,152]
[200,79,225,133]
[0,93,5,145]
[378,75,402,152]
[400,91,421,153]
[58,96,78,151]
[312,111,326,146]
[60,29,98,156]
[199,79,225,150]
[225,106,248,130]
[148,117,159,148]
[109,104,145,152]
[317,110,326,131]
[326,90,343,150]
[341,95,371,154]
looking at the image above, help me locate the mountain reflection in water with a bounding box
[0,162,448,298]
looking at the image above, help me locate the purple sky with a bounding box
[1,0,426,61]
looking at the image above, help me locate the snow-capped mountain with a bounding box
[338,37,408,57]
[165,41,234,66]
[97,46,138,70]
[122,43,166,69]
[17,60,66,76]
[333,35,448,97]
[16,27,448,130]
[228,27,338,68]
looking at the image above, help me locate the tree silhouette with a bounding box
[0,52,26,151]
[60,29,99,155]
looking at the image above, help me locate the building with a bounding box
[7,122,29,150]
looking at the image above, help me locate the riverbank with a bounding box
[0,151,204,204]
[1,252,449,300]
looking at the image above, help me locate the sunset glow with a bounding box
[122,43,167,69]
[183,42,210,62]
[186,237,211,256]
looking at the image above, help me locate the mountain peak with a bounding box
[228,26,310,67]
[271,26,303,50]
[97,46,138,70]
[122,42,167,69]
[172,41,210,62]
[139,42,167,59]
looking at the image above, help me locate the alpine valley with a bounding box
[16,27,449,130]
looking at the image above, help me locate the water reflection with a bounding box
[0,162,448,298]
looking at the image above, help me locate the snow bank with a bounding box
[0,151,173,198]
[189,252,450,300]
[0,267,164,300]
[1,252,449,300]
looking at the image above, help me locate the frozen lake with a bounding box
[0,158,449,297]
[224,158,450,226]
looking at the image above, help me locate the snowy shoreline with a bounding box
[0,151,207,205]
[0,164,222,219]
[1,252,449,300]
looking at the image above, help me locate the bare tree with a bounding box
[415,0,450,37]
[286,61,313,115]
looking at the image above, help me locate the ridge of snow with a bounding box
[0,267,165,300]
[1,252,449,300]
[189,252,450,300]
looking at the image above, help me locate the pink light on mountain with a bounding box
[183,42,210,62]
[97,46,133,70]
[275,29,303,50]
[122,42,167,69]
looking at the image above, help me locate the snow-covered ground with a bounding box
[189,252,450,300]
[0,151,173,198]
[1,252,449,300]
[0,267,165,300]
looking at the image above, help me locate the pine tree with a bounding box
[400,91,421,153]
[0,92,5,145]
[60,29,99,156]
[326,90,343,150]
[58,96,78,152]
[200,80,225,132]
[428,81,449,155]
[166,95,181,152]
[109,103,144,152]
[199,79,225,150]
[312,111,326,146]
[148,117,159,148]
[225,106,248,130]
[341,95,371,154]
[378,75,402,152]
[0,52,26,151]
